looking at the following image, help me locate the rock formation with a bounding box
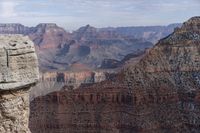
[29,17,199,133]
[0,23,180,71]
[30,70,116,100]
[100,50,146,69]
[0,24,30,34]
[28,23,71,49]
[100,23,181,44]
[40,70,111,84]
[0,35,39,133]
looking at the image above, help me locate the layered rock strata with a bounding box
[0,23,180,71]
[30,70,117,100]
[29,17,199,133]
[0,35,39,133]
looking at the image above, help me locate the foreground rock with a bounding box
[0,35,39,133]
[30,17,199,133]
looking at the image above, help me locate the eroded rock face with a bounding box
[0,23,179,71]
[0,35,39,90]
[30,70,116,100]
[120,16,200,132]
[0,35,39,133]
[29,17,199,133]
[0,88,31,133]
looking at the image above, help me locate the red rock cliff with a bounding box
[29,17,200,133]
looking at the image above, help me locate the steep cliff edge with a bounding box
[120,16,200,132]
[0,35,39,133]
[29,17,199,133]
[124,16,200,89]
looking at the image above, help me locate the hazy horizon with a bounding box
[0,22,182,32]
[0,0,199,31]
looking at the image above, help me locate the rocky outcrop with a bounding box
[0,35,39,133]
[29,17,199,133]
[120,16,200,132]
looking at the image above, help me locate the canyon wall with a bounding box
[29,17,200,133]
[0,23,180,71]
[40,70,107,84]
[0,35,39,133]
[30,70,117,100]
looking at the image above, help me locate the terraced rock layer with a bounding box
[29,17,200,133]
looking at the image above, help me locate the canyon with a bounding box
[29,17,200,133]
[0,23,180,71]
[0,23,180,99]
[0,21,187,133]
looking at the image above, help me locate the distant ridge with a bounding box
[0,23,181,71]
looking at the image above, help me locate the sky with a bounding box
[0,0,200,31]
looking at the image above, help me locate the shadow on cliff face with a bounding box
[29,17,200,133]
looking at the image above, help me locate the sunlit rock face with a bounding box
[121,16,200,133]
[0,23,180,71]
[29,17,199,133]
[30,70,109,100]
[0,35,39,133]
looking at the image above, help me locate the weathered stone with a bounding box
[0,35,39,133]
[0,35,39,91]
